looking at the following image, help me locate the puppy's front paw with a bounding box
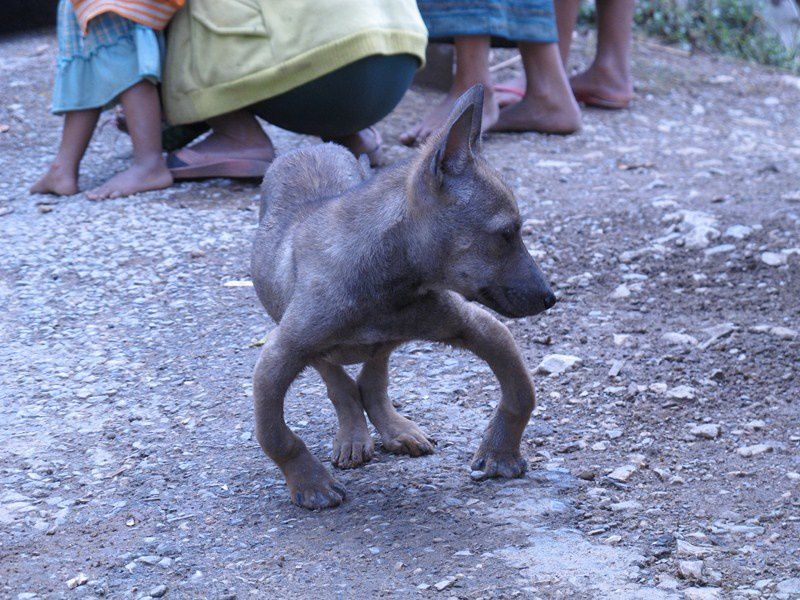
[380,417,436,458]
[283,453,347,509]
[332,433,374,469]
[470,449,527,481]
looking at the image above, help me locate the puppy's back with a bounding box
[258,143,368,223]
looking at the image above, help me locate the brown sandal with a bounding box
[167,148,272,180]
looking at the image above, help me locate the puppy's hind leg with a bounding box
[357,345,435,458]
[313,360,374,469]
[254,329,346,509]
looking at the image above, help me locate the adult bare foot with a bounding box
[400,85,499,146]
[86,160,172,200]
[570,63,633,109]
[327,127,382,166]
[30,163,79,196]
[492,89,581,134]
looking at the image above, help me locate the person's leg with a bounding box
[87,80,172,199]
[400,36,498,146]
[30,109,100,195]
[570,0,634,108]
[492,41,580,133]
[556,0,582,65]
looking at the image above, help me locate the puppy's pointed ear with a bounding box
[430,84,484,179]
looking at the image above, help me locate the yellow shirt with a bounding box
[163,0,427,124]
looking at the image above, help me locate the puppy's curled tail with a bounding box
[258,143,369,223]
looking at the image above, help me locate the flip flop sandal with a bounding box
[493,84,525,98]
[573,90,632,110]
[167,148,272,180]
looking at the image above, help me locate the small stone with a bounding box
[666,385,696,401]
[777,578,800,595]
[536,354,582,376]
[780,190,800,202]
[608,360,624,378]
[770,326,797,340]
[604,535,622,544]
[724,225,752,240]
[610,500,642,512]
[607,464,637,482]
[744,419,766,432]
[761,252,787,266]
[368,546,381,555]
[611,284,631,299]
[66,573,88,589]
[704,244,735,257]
[433,577,456,591]
[683,587,721,600]
[678,560,704,581]
[677,540,714,558]
[689,424,721,439]
[662,332,698,346]
[737,443,772,458]
[148,585,168,598]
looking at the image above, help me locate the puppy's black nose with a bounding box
[543,292,557,310]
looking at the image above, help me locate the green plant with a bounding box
[579,0,800,72]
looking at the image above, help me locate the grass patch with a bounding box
[580,0,800,72]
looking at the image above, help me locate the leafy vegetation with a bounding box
[580,0,800,72]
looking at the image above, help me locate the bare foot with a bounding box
[327,127,382,167]
[494,75,526,108]
[491,89,581,134]
[179,130,275,163]
[400,85,499,146]
[86,160,172,200]
[30,163,79,196]
[570,63,633,109]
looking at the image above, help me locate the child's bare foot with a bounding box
[492,89,581,134]
[86,160,172,200]
[30,163,79,196]
[570,63,633,109]
[400,85,499,146]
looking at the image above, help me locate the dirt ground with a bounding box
[1,27,799,600]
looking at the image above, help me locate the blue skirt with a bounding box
[53,0,164,114]
[417,0,558,43]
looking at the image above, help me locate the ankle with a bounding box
[588,57,632,87]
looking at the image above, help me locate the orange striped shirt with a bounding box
[71,0,184,33]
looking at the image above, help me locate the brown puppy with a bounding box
[251,85,556,509]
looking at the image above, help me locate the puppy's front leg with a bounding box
[447,304,535,480]
[254,329,346,509]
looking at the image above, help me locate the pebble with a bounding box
[66,573,88,589]
[761,252,787,266]
[769,326,797,340]
[666,385,696,401]
[535,354,582,376]
[610,500,643,512]
[676,540,714,558]
[678,560,704,581]
[148,585,168,598]
[607,464,637,482]
[737,444,772,458]
[433,577,456,591]
[683,587,721,600]
[689,424,721,439]
[777,578,800,595]
[611,284,631,299]
[662,332,698,346]
[724,224,752,240]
